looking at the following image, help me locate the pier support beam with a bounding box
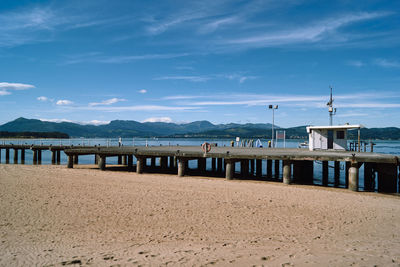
[151,157,156,168]
[363,163,375,192]
[217,158,223,174]
[376,163,398,193]
[122,155,127,166]
[0,149,1,163]
[169,156,175,169]
[250,159,255,177]
[303,160,314,184]
[127,155,133,171]
[6,148,10,164]
[51,150,56,165]
[241,160,249,179]
[73,155,78,165]
[334,161,340,187]
[283,160,291,184]
[178,158,186,177]
[118,155,122,165]
[198,158,206,174]
[136,157,144,174]
[274,160,280,179]
[98,155,106,171]
[161,156,168,170]
[38,150,42,165]
[256,159,262,178]
[322,161,329,186]
[13,149,18,164]
[348,163,359,192]
[212,158,216,172]
[345,162,350,188]
[21,149,25,165]
[266,159,272,179]
[33,150,37,165]
[225,159,234,180]
[67,155,74,168]
[57,150,61,165]
[95,154,99,165]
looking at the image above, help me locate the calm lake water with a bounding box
[1,138,399,191]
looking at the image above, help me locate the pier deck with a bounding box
[1,144,399,193]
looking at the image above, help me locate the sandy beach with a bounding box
[0,164,399,266]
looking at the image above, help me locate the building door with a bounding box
[327,130,334,149]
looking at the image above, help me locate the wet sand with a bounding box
[1,164,399,266]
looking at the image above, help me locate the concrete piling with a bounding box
[98,155,106,171]
[0,149,1,163]
[225,159,234,180]
[169,156,175,169]
[348,163,359,191]
[13,149,18,164]
[136,157,144,174]
[283,160,291,184]
[178,158,186,177]
[151,157,156,168]
[122,155,127,166]
[117,155,122,165]
[95,154,98,164]
[73,154,78,165]
[67,155,74,168]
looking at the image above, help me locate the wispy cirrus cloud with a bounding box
[0,82,35,96]
[154,75,211,82]
[89,98,126,106]
[223,12,391,49]
[374,58,400,68]
[63,52,189,65]
[40,118,110,125]
[86,105,199,112]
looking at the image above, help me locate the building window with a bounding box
[337,131,345,139]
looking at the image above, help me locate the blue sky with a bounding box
[1,0,399,127]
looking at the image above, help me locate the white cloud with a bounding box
[56,99,73,105]
[142,117,173,123]
[0,82,35,96]
[37,96,48,101]
[138,89,147,94]
[40,118,110,125]
[89,97,126,106]
[347,60,364,67]
[374,58,400,68]
[87,105,198,112]
[155,76,211,82]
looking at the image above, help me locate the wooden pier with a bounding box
[1,144,399,194]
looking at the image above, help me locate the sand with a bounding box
[0,164,399,266]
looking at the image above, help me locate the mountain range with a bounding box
[1,117,400,140]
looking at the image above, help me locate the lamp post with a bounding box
[268,105,278,148]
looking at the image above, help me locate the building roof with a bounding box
[306,124,364,133]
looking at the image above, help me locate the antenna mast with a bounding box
[326,86,337,126]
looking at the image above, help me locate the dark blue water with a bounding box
[1,138,399,191]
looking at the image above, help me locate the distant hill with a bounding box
[1,117,399,140]
[0,117,275,138]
